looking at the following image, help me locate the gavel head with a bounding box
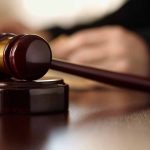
[0,33,52,80]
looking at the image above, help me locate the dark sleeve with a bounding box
[47,0,150,45]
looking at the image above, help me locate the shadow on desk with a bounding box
[0,114,68,150]
[0,87,150,150]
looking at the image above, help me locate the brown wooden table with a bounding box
[0,86,150,150]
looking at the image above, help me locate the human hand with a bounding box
[51,26,150,76]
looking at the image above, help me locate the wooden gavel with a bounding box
[0,33,150,92]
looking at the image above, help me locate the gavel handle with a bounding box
[51,59,150,92]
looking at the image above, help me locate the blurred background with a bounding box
[0,0,127,30]
[1,0,149,90]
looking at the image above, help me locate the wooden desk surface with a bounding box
[0,87,150,150]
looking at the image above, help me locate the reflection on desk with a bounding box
[0,87,150,150]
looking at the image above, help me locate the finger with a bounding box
[50,35,71,58]
[67,28,107,48]
[94,58,131,74]
[51,28,109,58]
[67,45,108,64]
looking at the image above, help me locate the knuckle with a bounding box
[116,60,130,73]
[113,26,126,37]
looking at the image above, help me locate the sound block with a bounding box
[0,78,69,114]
